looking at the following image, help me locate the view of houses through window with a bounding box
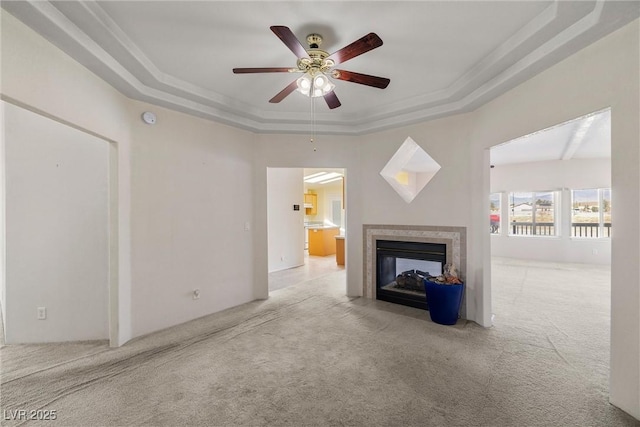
[509,191,556,236]
[490,188,612,238]
[571,188,612,238]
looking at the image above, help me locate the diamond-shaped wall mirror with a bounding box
[380,137,441,203]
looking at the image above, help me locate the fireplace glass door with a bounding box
[376,240,446,310]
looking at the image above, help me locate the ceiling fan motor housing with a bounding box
[306,33,323,49]
[297,34,333,76]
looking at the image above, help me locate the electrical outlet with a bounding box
[193,289,200,300]
[37,307,46,320]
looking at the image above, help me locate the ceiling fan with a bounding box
[233,26,390,109]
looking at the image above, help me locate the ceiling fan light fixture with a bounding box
[296,73,335,98]
[296,74,312,96]
[315,74,335,95]
[234,27,388,109]
[298,75,312,90]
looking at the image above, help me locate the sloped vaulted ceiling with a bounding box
[2,1,639,135]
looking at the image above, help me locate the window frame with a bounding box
[508,190,559,237]
[489,192,501,235]
[570,188,611,239]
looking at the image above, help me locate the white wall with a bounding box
[1,11,132,345]
[357,116,473,321]
[1,11,257,344]
[491,158,611,264]
[253,116,474,317]
[129,99,255,338]
[4,102,109,342]
[2,7,639,420]
[0,102,5,332]
[470,20,639,418]
[491,158,611,191]
[267,168,304,273]
[252,20,640,418]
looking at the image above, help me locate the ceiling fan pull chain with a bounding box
[310,93,317,152]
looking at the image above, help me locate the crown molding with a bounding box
[2,0,637,135]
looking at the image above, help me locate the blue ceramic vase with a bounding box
[424,280,464,325]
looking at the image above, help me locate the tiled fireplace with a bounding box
[363,225,467,309]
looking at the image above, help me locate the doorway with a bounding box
[488,108,611,264]
[266,167,346,293]
[488,108,612,394]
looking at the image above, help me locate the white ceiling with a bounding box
[2,1,638,135]
[304,168,344,190]
[490,108,611,166]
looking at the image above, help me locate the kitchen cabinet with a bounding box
[308,227,339,256]
[335,236,345,266]
[304,193,317,215]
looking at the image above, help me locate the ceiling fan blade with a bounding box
[233,67,296,74]
[271,26,309,59]
[323,91,341,109]
[326,33,383,65]
[333,70,390,89]
[269,80,299,103]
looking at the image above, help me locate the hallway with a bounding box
[268,253,344,293]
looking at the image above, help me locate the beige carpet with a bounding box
[1,258,638,426]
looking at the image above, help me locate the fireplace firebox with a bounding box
[376,240,446,310]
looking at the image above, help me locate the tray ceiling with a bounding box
[2,1,639,135]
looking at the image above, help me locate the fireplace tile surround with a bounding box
[363,224,467,300]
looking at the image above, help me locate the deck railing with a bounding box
[510,222,555,236]
[502,222,612,237]
[571,222,611,238]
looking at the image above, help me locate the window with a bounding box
[571,188,611,238]
[509,191,556,236]
[489,193,501,234]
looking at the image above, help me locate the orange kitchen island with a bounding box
[308,226,340,256]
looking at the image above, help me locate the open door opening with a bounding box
[266,167,346,294]
[488,107,612,398]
